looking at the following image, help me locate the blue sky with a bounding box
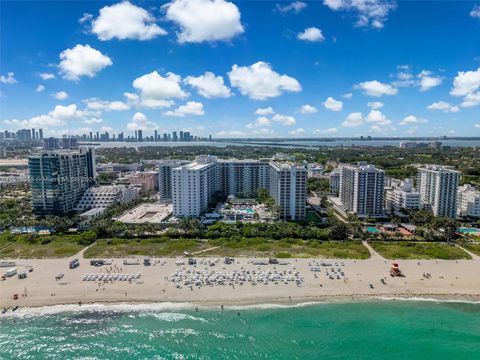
[1,0,480,138]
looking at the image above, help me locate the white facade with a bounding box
[339,162,385,218]
[457,184,480,218]
[385,179,421,213]
[172,156,218,217]
[171,156,307,219]
[307,164,323,178]
[75,185,140,212]
[417,165,460,218]
[269,162,307,220]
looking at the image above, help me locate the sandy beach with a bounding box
[1,245,480,309]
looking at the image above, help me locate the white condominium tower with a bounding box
[417,165,460,218]
[171,156,307,220]
[269,162,307,220]
[172,155,218,217]
[339,162,385,218]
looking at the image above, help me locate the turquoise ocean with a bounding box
[1,300,479,359]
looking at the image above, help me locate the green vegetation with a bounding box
[463,242,480,256]
[370,241,471,260]
[84,237,370,259]
[0,233,84,258]
[307,177,330,194]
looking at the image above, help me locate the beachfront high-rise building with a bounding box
[339,162,385,218]
[29,149,95,215]
[217,159,271,198]
[171,156,307,219]
[417,165,460,218]
[157,160,188,202]
[172,155,218,217]
[457,184,480,218]
[269,162,307,220]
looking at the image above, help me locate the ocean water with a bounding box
[1,300,479,359]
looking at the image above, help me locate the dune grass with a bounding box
[370,241,471,260]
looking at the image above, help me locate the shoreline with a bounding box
[2,294,480,317]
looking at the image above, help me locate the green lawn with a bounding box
[0,234,84,258]
[370,241,471,260]
[84,238,370,259]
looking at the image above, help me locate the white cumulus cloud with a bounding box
[427,101,460,113]
[470,5,480,18]
[84,98,130,111]
[246,116,272,128]
[36,85,45,93]
[127,112,158,130]
[39,72,55,80]
[0,72,17,84]
[323,97,343,111]
[164,0,244,43]
[323,0,397,28]
[228,61,301,100]
[300,104,318,114]
[163,101,205,117]
[399,115,428,125]
[255,107,275,115]
[59,44,112,81]
[272,114,296,126]
[132,71,187,108]
[185,72,232,98]
[297,27,325,42]
[91,1,167,41]
[367,101,383,109]
[342,112,364,127]
[355,80,398,97]
[52,91,68,100]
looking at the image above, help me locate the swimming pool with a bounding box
[457,228,480,233]
[367,227,380,233]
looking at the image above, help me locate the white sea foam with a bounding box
[376,296,480,305]
[1,302,196,318]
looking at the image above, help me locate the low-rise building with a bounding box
[385,179,421,213]
[127,171,158,192]
[74,185,140,212]
[457,184,480,218]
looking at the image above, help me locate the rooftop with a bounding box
[114,203,173,224]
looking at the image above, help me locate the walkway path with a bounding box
[190,246,221,256]
[362,241,385,260]
[455,244,480,260]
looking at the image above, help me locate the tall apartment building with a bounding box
[171,156,307,220]
[217,159,270,198]
[269,162,307,220]
[172,155,218,217]
[385,179,421,213]
[339,162,385,218]
[457,184,480,218]
[417,165,460,218]
[29,148,95,215]
[157,160,187,202]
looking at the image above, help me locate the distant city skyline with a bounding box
[1,1,480,138]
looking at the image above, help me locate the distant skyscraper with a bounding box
[173,131,178,142]
[135,130,138,141]
[31,128,36,139]
[179,131,184,142]
[138,130,143,142]
[154,130,158,141]
[38,128,43,140]
[163,133,168,141]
